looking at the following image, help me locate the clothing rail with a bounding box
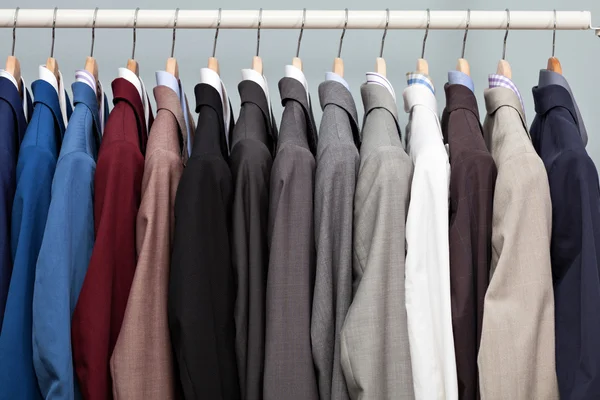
[0,9,598,34]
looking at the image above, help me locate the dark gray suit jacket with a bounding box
[311,79,360,400]
[230,79,277,400]
[263,76,319,400]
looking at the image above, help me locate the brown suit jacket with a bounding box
[441,83,497,400]
[110,84,192,399]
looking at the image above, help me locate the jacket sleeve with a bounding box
[71,105,145,400]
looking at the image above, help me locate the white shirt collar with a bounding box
[199,67,231,149]
[39,65,69,128]
[0,70,29,122]
[366,71,396,101]
[285,65,309,101]
[241,68,271,113]
[325,71,350,91]
[156,70,193,156]
[118,67,150,130]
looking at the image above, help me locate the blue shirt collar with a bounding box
[325,71,350,91]
[447,70,475,93]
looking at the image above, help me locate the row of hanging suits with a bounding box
[0,54,598,400]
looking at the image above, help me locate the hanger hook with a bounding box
[552,9,557,57]
[502,9,510,60]
[338,8,348,58]
[212,8,221,58]
[296,8,306,58]
[421,9,430,59]
[379,8,389,58]
[256,8,262,57]
[461,9,470,59]
[90,7,98,57]
[50,7,58,58]
[12,7,19,57]
[132,7,139,60]
[171,8,179,58]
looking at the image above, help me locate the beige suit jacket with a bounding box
[479,86,558,400]
[110,84,193,399]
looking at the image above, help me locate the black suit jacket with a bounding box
[168,82,239,400]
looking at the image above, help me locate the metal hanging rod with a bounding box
[0,9,595,31]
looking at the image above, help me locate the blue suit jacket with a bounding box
[0,79,71,400]
[0,77,32,332]
[531,83,600,399]
[33,81,105,400]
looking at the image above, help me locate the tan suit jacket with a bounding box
[479,86,558,400]
[110,84,193,399]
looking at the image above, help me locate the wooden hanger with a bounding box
[85,8,100,84]
[5,8,22,92]
[292,8,306,71]
[127,8,140,76]
[416,9,430,76]
[547,10,563,74]
[46,7,60,82]
[375,9,389,76]
[252,8,264,75]
[166,8,180,79]
[497,9,512,79]
[333,8,348,77]
[456,9,471,76]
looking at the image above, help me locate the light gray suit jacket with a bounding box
[263,77,319,400]
[479,87,558,400]
[340,83,415,399]
[311,79,360,400]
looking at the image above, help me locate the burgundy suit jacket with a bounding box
[72,77,153,400]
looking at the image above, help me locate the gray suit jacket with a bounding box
[263,77,319,400]
[311,79,360,400]
[230,79,277,400]
[340,83,415,399]
[479,87,558,400]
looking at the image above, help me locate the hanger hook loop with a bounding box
[131,7,139,60]
[171,8,179,58]
[296,8,306,58]
[12,7,19,57]
[380,8,389,58]
[212,8,221,58]
[461,9,470,59]
[256,8,262,57]
[502,9,510,60]
[50,7,58,58]
[421,9,430,59]
[90,7,98,57]
[338,8,348,58]
[552,9,557,57]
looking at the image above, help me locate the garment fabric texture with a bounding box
[530,81,600,400]
[71,77,153,400]
[340,82,415,400]
[230,79,277,400]
[311,78,360,400]
[263,76,319,400]
[110,84,192,400]
[0,79,70,400]
[168,83,239,400]
[479,86,559,400]
[0,76,31,332]
[441,83,497,400]
[403,82,457,400]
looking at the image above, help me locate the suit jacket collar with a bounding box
[112,77,149,153]
[279,77,318,155]
[532,84,579,124]
[319,79,360,146]
[0,77,28,144]
[194,82,229,159]
[154,85,187,161]
[441,83,481,143]
[484,86,528,132]
[72,81,102,141]
[239,79,277,139]
[361,82,399,129]
[32,79,67,135]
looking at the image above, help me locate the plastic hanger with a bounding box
[456,9,471,75]
[252,8,263,74]
[207,8,221,74]
[496,9,512,79]
[166,8,180,79]
[292,8,306,71]
[45,7,60,82]
[126,8,140,76]
[333,8,348,77]
[84,7,99,84]
[416,9,430,76]
[547,9,563,74]
[5,7,21,93]
[375,9,389,76]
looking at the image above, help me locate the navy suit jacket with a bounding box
[531,83,600,399]
[0,77,32,332]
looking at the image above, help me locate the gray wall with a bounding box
[2,0,599,163]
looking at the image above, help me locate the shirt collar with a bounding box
[39,65,69,128]
[488,74,525,114]
[118,67,150,130]
[538,69,587,146]
[242,68,271,113]
[366,72,396,101]
[325,71,350,91]
[284,64,309,101]
[406,72,435,95]
[403,81,438,115]
[75,69,96,93]
[199,67,231,148]
[448,70,475,93]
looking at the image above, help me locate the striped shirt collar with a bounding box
[488,74,524,113]
[366,72,396,101]
[406,72,435,95]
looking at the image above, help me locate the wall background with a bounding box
[1,0,599,164]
